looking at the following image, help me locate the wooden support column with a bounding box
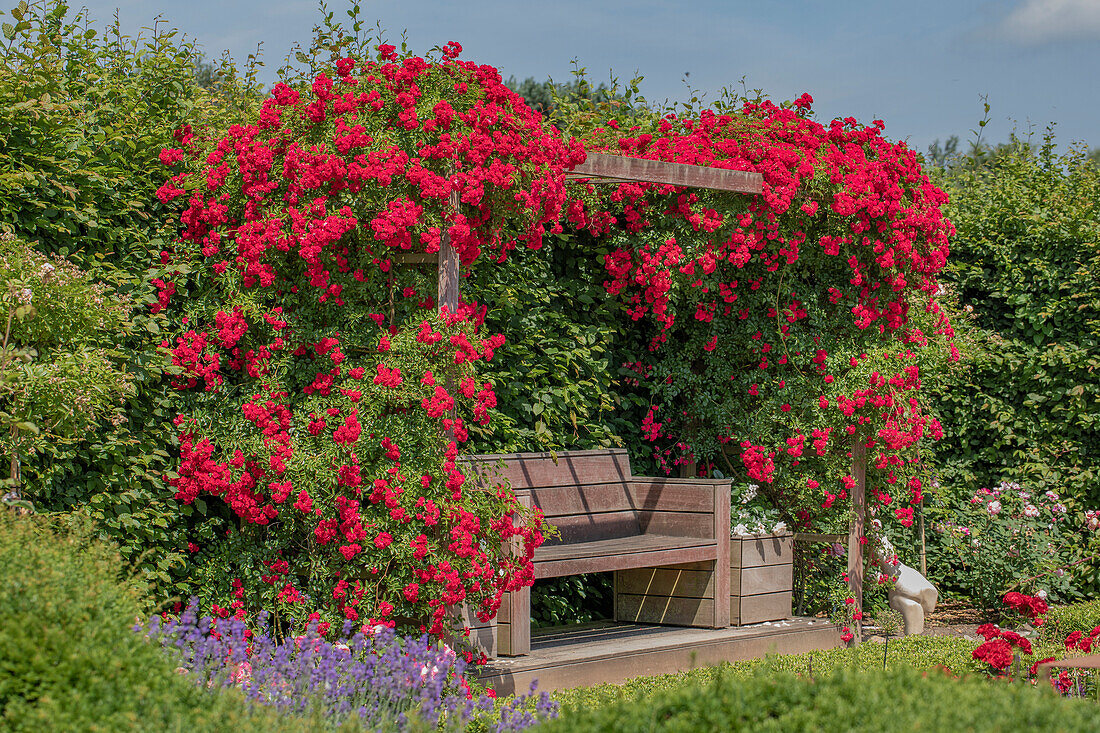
[848,434,867,645]
[498,490,533,656]
[714,480,731,628]
[438,186,461,314]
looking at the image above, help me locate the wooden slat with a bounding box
[733,534,793,569]
[537,543,718,579]
[528,482,636,518]
[740,563,793,596]
[463,625,497,657]
[734,591,793,626]
[392,252,439,265]
[524,478,724,516]
[568,153,763,195]
[543,510,640,544]
[636,510,715,538]
[461,449,631,490]
[794,532,847,544]
[617,593,716,626]
[615,566,716,598]
[628,479,721,512]
[536,534,714,563]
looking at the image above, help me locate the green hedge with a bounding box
[553,635,982,710]
[1043,601,1100,643]
[0,511,331,731]
[925,136,1100,600]
[546,664,1095,733]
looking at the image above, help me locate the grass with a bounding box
[551,633,1067,711]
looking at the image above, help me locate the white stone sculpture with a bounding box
[874,538,938,635]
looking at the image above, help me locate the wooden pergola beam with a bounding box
[567,152,763,195]
[848,436,868,645]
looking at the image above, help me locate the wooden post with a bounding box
[714,480,731,628]
[848,434,867,644]
[918,498,928,578]
[438,186,461,314]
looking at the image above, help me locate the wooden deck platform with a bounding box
[476,617,842,694]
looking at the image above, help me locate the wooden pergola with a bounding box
[435,153,764,312]
[429,152,870,645]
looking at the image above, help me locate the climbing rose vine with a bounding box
[561,95,958,538]
[153,44,581,643]
[155,35,961,639]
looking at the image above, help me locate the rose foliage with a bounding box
[158,40,961,637]
[156,44,575,641]
[553,93,958,538]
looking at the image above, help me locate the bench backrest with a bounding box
[462,449,727,545]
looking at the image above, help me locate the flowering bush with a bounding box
[0,233,133,506]
[550,92,960,557]
[969,592,1100,698]
[142,601,556,731]
[929,481,1099,613]
[730,482,787,537]
[154,43,580,640]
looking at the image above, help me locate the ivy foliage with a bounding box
[467,231,637,455]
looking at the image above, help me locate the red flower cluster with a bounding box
[561,95,957,542]
[1002,591,1049,622]
[972,622,1034,671]
[1063,626,1100,653]
[157,47,563,640]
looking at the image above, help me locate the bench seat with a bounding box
[535,535,718,578]
[462,449,732,657]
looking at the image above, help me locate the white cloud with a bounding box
[999,0,1100,44]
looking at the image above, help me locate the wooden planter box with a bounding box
[730,533,793,625]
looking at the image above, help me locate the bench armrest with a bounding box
[628,477,731,541]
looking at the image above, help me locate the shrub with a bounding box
[545,664,1096,733]
[928,132,1100,597]
[0,233,133,502]
[923,480,1092,612]
[0,0,261,597]
[1042,601,1100,643]
[0,511,321,731]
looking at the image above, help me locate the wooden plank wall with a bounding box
[449,602,497,658]
[615,559,720,627]
[731,534,793,625]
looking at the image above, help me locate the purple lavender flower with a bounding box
[139,600,557,731]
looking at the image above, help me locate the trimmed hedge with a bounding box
[1043,601,1100,643]
[546,664,1095,733]
[0,511,332,732]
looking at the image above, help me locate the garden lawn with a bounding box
[542,664,1097,733]
[551,634,1065,710]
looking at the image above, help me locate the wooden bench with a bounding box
[463,449,731,656]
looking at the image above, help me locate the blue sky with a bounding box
[78,0,1099,155]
